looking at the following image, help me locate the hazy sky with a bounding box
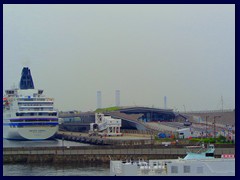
[3,4,235,112]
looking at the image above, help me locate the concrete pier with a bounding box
[3,145,235,164]
[55,131,154,146]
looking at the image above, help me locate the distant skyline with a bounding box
[3,4,235,112]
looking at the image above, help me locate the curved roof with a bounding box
[119,106,174,115]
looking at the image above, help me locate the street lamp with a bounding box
[213,116,221,139]
[205,116,209,137]
[183,105,186,113]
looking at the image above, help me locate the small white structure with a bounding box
[89,113,122,136]
[176,128,192,139]
[58,118,64,125]
[232,134,235,142]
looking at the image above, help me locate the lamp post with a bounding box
[205,116,209,137]
[183,105,186,113]
[213,116,221,139]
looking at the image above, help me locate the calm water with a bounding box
[3,138,92,148]
[3,163,110,176]
[3,139,110,176]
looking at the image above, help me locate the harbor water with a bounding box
[3,139,110,176]
[3,163,110,176]
[3,138,92,148]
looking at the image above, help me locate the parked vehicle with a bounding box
[184,120,192,126]
[158,133,166,138]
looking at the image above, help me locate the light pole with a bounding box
[183,105,186,113]
[205,116,209,137]
[213,116,221,139]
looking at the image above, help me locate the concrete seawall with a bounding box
[3,146,235,164]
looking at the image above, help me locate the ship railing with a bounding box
[18,109,55,112]
[18,104,54,107]
[17,98,54,102]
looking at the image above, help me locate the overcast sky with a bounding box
[3,4,235,112]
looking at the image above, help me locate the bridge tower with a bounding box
[115,90,120,107]
[164,96,167,109]
[96,91,102,109]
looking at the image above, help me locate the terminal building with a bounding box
[119,106,175,122]
[59,106,180,132]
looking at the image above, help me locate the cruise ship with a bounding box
[110,144,235,176]
[3,67,59,140]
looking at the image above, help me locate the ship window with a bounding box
[197,167,203,174]
[10,119,23,122]
[206,153,214,157]
[40,113,46,116]
[184,165,190,173]
[51,112,57,116]
[38,90,43,94]
[6,90,14,94]
[171,166,178,174]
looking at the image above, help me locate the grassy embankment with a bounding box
[95,107,120,113]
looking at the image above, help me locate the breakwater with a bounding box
[3,145,235,164]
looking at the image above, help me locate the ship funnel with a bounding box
[19,67,35,89]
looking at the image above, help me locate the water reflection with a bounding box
[3,139,92,148]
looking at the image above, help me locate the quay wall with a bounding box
[54,132,236,147]
[3,146,235,164]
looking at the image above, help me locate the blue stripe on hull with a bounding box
[3,122,59,126]
[9,118,58,121]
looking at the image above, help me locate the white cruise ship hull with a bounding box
[3,124,58,140]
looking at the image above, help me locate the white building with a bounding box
[176,128,193,139]
[90,113,122,136]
